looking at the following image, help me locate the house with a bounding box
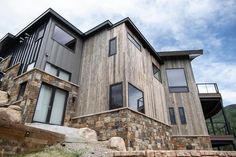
[0,8,235,151]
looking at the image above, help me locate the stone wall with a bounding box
[71,108,172,151]
[109,150,236,157]
[171,136,212,150]
[0,63,79,125]
[0,56,11,72]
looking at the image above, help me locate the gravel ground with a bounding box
[55,141,114,157]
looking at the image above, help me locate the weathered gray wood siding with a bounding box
[36,18,83,83]
[77,23,168,124]
[161,57,208,135]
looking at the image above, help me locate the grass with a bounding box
[9,146,85,157]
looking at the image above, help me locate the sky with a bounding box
[0,0,235,106]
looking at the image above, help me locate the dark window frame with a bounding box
[128,82,145,114]
[25,61,36,72]
[44,62,72,81]
[178,107,187,124]
[127,32,141,51]
[152,63,162,82]
[17,82,27,100]
[166,68,189,93]
[109,82,123,110]
[169,107,177,125]
[109,37,117,56]
[51,25,77,52]
[35,25,45,41]
[32,82,69,126]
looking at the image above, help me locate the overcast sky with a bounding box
[0,0,235,106]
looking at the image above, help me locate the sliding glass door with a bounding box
[33,84,68,125]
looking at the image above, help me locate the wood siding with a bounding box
[77,24,168,124]
[161,57,208,135]
[35,18,83,84]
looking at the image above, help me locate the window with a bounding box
[36,26,45,40]
[127,33,141,51]
[109,83,123,110]
[109,37,117,56]
[166,68,188,92]
[26,62,35,72]
[152,64,161,82]
[178,107,187,124]
[45,63,71,81]
[169,107,176,125]
[52,25,76,51]
[17,82,27,100]
[33,84,68,125]
[128,83,144,113]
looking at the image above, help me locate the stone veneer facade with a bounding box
[0,57,79,125]
[71,108,172,151]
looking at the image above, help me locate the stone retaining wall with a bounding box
[71,108,172,151]
[108,150,236,157]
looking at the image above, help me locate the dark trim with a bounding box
[35,24,46,41]
[32,82,69,126]
[17,81,27,100]
[44,62,72,81]
[169,107,177,125]
[127,32,141,51]
[152,63,162,82]
[128,82,145,114]
[166,68,189,93]
[109,82,123,110]
[178,107,187,124]
[108,37,117,57]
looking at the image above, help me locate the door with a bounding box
[33,84,68,125]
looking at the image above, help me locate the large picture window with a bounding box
[52,25,76,51]
[128,83,144,113]
[45,63,71,81]
[109,83,123,110]
[166,68,188,92]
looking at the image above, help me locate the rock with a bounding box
[0,107,22,123]
[0,90,8,106]
[76,128,98,142]
[8,105,22,111]
[108,137,126,151]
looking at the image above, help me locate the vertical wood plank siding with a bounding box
[161,58,208,135]
[9,25,46,74]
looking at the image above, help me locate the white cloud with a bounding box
[0,0,235,105]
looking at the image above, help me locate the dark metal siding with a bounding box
[9,24,46,74]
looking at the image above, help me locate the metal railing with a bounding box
[206,122,229,135]
[196,83,219,94]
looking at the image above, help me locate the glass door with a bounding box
[33,84,68,125]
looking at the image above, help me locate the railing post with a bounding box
[220,99,231,135]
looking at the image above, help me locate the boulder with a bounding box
[0,90,8,106]
[8,105,22,111]
[76,128,98,142]
[0,107,22,124]
[108,137,126,151]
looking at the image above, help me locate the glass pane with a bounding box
[109,38,117,56]
[45,63,57,76]
[128,84,144,113]
[36,27,44,40]
[110,83,123,109]
[52,26,76,51]
[59,70,70,81]
[49,89,67,125]
[153,64,161,81]
[33,85,52,123]
[127,33,141,51]
[26,62,35,71]
[166,69,187,87]
[179,107,187,124]
[169,107,176,125]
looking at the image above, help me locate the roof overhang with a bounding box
[158,49,203,61]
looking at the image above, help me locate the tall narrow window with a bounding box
[52,25,76,51]
[166,68,188,92]
[36,26,45,40]
[110,83,123,110]
[127,33,141,51]
[17,82,27,100]
[169,107,176,125]
[109,37,117,56]
[128,83,144,113]
[152,64,161,82]
[178,107,187,124]
[45,63,71,81]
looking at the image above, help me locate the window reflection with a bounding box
[128,83,144,113]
